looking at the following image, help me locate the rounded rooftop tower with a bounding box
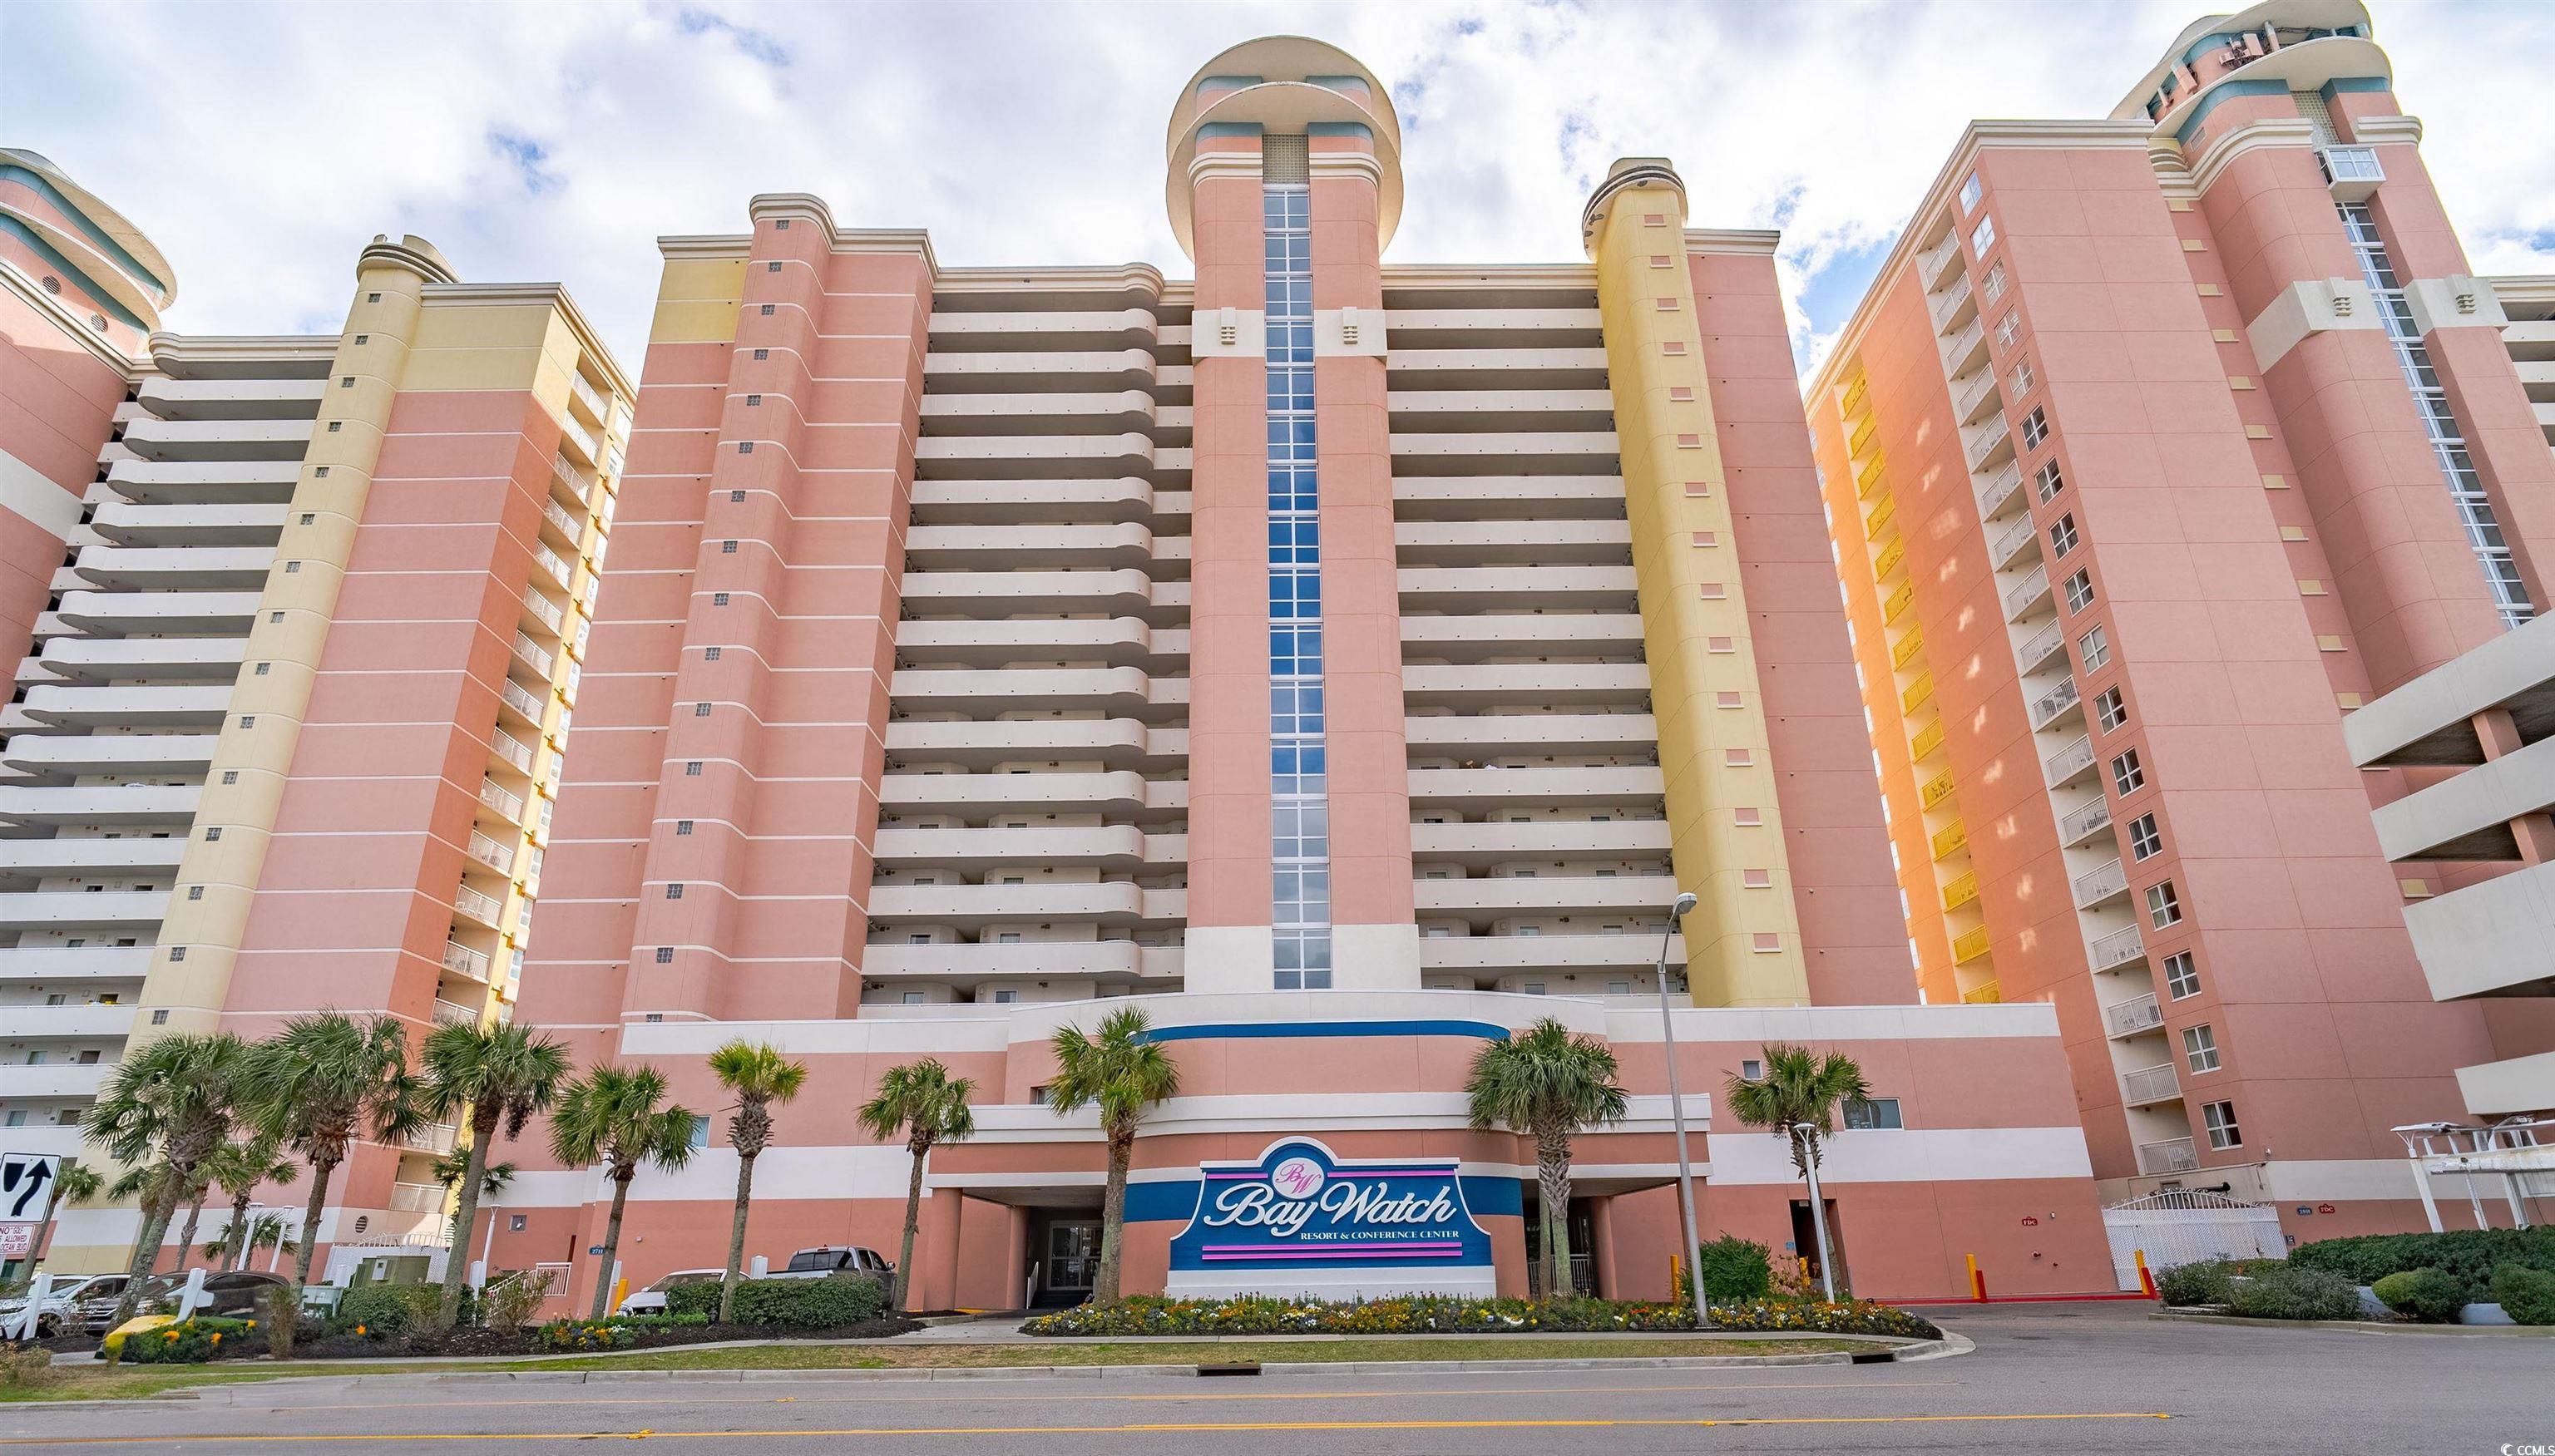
[0,146,176,343]
[1164,35,1402,260]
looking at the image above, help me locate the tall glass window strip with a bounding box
[1263,152,1331,990]
[2339,203,2532,625]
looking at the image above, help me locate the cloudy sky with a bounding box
[7,0,2550,377]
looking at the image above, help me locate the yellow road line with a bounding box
[0,1411,2172,1445]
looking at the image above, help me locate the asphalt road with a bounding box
[3,1302,2551,1453]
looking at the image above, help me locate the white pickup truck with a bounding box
[767,1245,894,1281]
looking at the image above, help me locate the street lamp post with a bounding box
[1654,891,1710,1330]
[1792,1123,1838,1302]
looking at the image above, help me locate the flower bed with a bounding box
[1019,1294,1938,1340]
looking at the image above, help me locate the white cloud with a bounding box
[5,0,2548,377]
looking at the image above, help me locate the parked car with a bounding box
[73,1270,291,1334]
[0,1273,117,1337]
[771,1246,893,1281]
[66,1274,143,1335]
[616,1268,725,1316]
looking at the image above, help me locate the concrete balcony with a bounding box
[1975,460,2025,521]
[863,881,1184,930]
[1,733,216,778]
[1413,873,1681,918]
[0,836,187,881]
[1384,348,1610,389]
[477,779,526,827]
[67,545,274,591]
[2044,734,2097,787]
[922,348,1158,389]
[1393,519,1630,565]
[2058,795,2114,849]
[135,376,325,420]
[1382,309,1603,349]
[2073,857,2130,910]
[1386,388,1616,433]
[441,940,493,985]
[860,939,1172,985]
[2015,619,2067,676]
[912,432,1162,481]
[1916,232,1964,288]
[1963,417,2014,473]
[883,718,1180,772]
[2028,676,2082,732]
[10,684,231,729]
[453,884,506,930]
[102,458,299,506]
[2120,1063,2182,1108]
[388,1182,447,1215]
[2003,565,2053,622]
[1950,365,1999,425]
[1940,317,1988,375]
[926,309,1158,350]
[36,634,247,681]
[890,666,1169,719]
[2399,858,2555,999]
[48,590,259,635]
[0,783,202,829]
[1405,713,1658,757]
[1396,565,1638,611]
[1989,512,2040,570]
[1926,270,1977,333]
[1399,614,1643,662]
[2088,923,2146,972]
[1388,431,1620,476]
[1,1002,137,1039]
[401,1123,461,1157]
[1391,475,1626,520]
[880,770,1179,819]
[897,617,1178,669]
[872,824,1181,872]
[88,501,288,549]
[0,1063,112,1101]
[2103,991,2166,1040]
[117,416,313,461]
[1407,765,1664,809]
[903,522,1158,570]
[901,568,1170,619]
[1417,931,1682,975]
[919,391,1161,437]
[465,831,516,876]
[909,477,1164,526]
[1400,662,1648,709]
[0,945,151,983]
[2136,1137,2201,1175]
[0,891,170,932]
[432,998,483,1028]
[1410,817,1669,869]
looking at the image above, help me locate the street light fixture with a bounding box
[1792,1123,1839,1302]
[1653,891,1709,1329]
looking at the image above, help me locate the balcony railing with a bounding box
[2029,676,2081,731]
[1917,233,1963,287]
[1952,925,1991,963]
[2089,923,2146,971]
[568,369,609,423]
[2073,856,2129,908]
[441,940,492,981]
[479,779,526,822]
[1920,768,1957,810]
[491,729,535,774]
[521,588,564,634]
[1951,367,1996,422]
[388,1181,446,1213]
[1847,412,1879,458]
[541,494,583,543]
[2044,734,2095,786]
[560,412,600,461]
[2103,991,2165,1039]
[1841,375,1870,418]
[2004,565,2052,620]
[1931,818,1969,861]
[512,633,555,678]
[2137,1137,2200,1175]
[1927,271,1975,330]
[1911,718,1945,760]
[2058,795,2113,847]
[1940,317,1985,369]
[2016,619,2066,674]
[554,452,594,500]
[432,998,482,1028]
[1961,981,2002,1004]
[1941,869,1979,911]
[1902,670,1935,713]
[402,1123,459,1156]
[466,831,515,875]
[2121,1063,2181,1108]
[1893,627,1927,669]
[1975,460,2024,520]
[1873,536,1905,579]
[455,884,505,926]
[1964,417,2014,471]
[1991,514,2039,570]
[531,545,573,590]
[500,678,546,724]
[1883,578,1917,624]
[1856,452,1887,499]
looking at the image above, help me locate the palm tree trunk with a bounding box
[32,1182,66,1269]
[591,1169,634,1321]
[436,1118,495,1330]
[1536,1131,1573,1300]
[293,1153,337,1290]
[894,1137,927,1314]
[108,1185,175,1330]
[1094,1127,1131,1305]
[224,1192,255,1271]
[175,1189,209,1275]
[719,1149,757,1325]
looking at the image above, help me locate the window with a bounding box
[2202,1099,2242,1149]
[675,819,694,835]
[1842,1097,1904,1130]
[2112,748,2144,795]
[1980,262,2007,304]
[2009,358,2034,396]
[721,540,738,553]
[187,886,203,901]
[694,703,711,717]
[2048,512,2078,555]
[685,761,703,776]
[688,1116,711,1148]
[996,931,1021,945]
[1958,172,1982,214]
[1970,215,1996,254]
[1995,312,2022,351]
[704,646,722,660]
[901,990,927,1005]
[754,348,769,360]
[666,884,684,899]
[2078,624,2110,671]
[1742,1059,1763,1080]
[713,592,730,606]
[2094,687,2128,733]
[906,932,932,945]
[152,1009,170,1025]
[991,989,1017,1004]
[2182,1024,2220,1073]
[1607,980,1631,995]
[205,827,222,842]
[654,947,675,963]
[1028,1085,1051,1107]
[730,490,746,501]
[2163,950,2201,999]
[1521,981,1548,995]
[2021,407,2050,450]
[255,662,270,675]
[759,304,774,316]
[510,1214,527,1231]
[2063,568,2094,613]
[2146,880,2183,929]
[2128,812,2162,861]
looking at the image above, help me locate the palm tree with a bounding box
[548,1065,697,1320]
[857,1058,976,1314]
[30,1159,102,1271]
[1465,1017,1629,1300]
[81,1031,253,1327]
[201,1138,298,1271]
[420,1021,572,1330]
[707,1041,808,1323]
[1045,1008,1178,1304]
[236,1212,297,1273]
[242,1011,423,1289]
[430,1148,516,1247]
[1722,1043,1871,1180]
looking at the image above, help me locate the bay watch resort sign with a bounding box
[1162,1138,1499,1298]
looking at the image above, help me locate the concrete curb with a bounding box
[2149,1310,2555,1336]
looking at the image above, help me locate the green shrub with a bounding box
[1690,1236,1775,1303]
[331,1284,438,1338]
[536,1318,639,1352]
[483,1269,553,1333]
[120,1316,255,1365]
[2491,1263,2555,1325]
[1017,1293,1937,1340]
[2227,1265,2361,1321]
[2288,1226,2555,1301]
[667,1276,883,1328]
[2372,1266,2465,1323]
[2155,1258,2239,1308]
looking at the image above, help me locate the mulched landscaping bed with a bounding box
[289,1315,922,1362]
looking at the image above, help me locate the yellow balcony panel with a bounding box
[1841,376,1870,419]
[1873,536,1905,579]
[1865,493,1897,541]
[1910,718,1945,761]
[1847,413,1879,457]
[1920,768,1957,811]
[1952,926,1993,964]
[1931,817,1968,861]
[1941,868,1979,911]
[1900,670,1935,714]
[1883,578,1917,625]
[1962,980,2002,1003]
[1855,452,1887,500]
[1892,626,1925,669]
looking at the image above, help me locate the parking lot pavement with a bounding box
[2,1300,2548,1454]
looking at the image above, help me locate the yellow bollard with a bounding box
[610,1276,629,1314]
[1965,1251,1985,1301]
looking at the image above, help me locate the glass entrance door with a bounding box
[1043,1222,1100,1301]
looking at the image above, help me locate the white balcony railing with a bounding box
[2004,565,2051,619]
[1952,367,1996,421]
[2103,991,2165,1039]
[521,589,564,634]
[2044,734,2096,786]
[500,678,546,723]
[1964,417,2013,471]
[2137,1137,2200,1175]
[531,545,572,590]
[2121,1063,2182,1107]
[1918,232,1964,286]
[1975,460,2024,519]
[541,495,582,542]
[442,940,492,981]
[2017,619,2067,674]
[466,831,515,875]
[432,998,482,1028]
[512,633,555,678]
[2029,676,2081,731]
[455,884,505,926]
[478,779,526,822]
[569,369,609,422]
[1991,514,2039,568]
[490,730,534,774]
[2058,795,2113,846]
[1940,317,1985,368]
[2073,856,2129,908]
[402,1123,459,1156]
[388,1181,447,1214]
[1928,272,1975,330]
[2089,923,2146,971]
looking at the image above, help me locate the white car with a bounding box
[769,1245,893,1281]
[0,1273,115,1338]
[616,1268,726,1316]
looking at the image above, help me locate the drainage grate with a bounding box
[1197,1362,1263,1376]
[1850,1350,1895,1365]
